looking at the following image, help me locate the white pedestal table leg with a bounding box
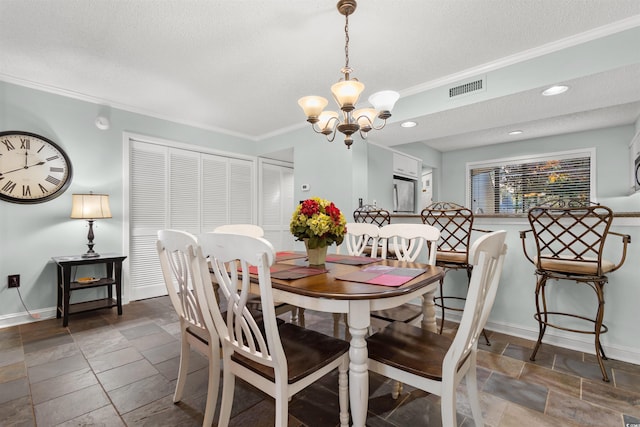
[348,300,369,427]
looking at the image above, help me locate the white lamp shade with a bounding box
[298,96,329,118]
[70,194,112,219]
[331,80,365,108]
[317,111,339,131]
[368,90,400,112]
[353,108,378,130]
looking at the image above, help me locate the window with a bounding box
[466,149,595,214]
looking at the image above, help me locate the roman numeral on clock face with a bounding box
[20,138,30,150]
[1,139,15,151]
[2,180,16,193]
[45,175,61,186]
[22,185,31,197]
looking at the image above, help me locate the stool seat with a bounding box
[535,255,616,275]
[436,251,467,264]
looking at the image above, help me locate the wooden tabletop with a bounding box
[269,259,443,301]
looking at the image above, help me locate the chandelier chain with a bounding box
[344,13,349,70]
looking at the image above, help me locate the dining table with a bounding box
[265,252,444,427]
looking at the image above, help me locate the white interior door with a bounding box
[259,159,294,251]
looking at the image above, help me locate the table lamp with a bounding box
[70,193,112,258]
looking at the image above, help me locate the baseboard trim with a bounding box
[0,307,57,328]
[130,284,168,302]
[440,311,640,365]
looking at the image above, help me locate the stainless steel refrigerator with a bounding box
[393,176,416,213]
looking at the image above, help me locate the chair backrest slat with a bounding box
[444,230,507,373]
[377,223,440,263]
[344,222,379,257]
[213,224,264,238]
[157,230,206,330]
[194,232,283,371]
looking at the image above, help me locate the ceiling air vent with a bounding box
[449,78,485,98]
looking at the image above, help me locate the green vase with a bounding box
[304,240,328,265]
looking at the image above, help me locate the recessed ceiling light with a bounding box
[401,121,417,128]
[508,130,523,135]
[542,85,569,96]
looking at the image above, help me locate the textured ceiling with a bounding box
[1,0,639,153]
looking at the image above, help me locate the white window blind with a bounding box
[467,149,595,214]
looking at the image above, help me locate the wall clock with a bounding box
[0,131,73,204]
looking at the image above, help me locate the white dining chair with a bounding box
[191,232,350,427]
[333,222,381,338]
[156,230,219,427]
[366,230,507,426]
[371,223,440,326]
[213,224,303,326]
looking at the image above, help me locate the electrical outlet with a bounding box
[8,274,20,288]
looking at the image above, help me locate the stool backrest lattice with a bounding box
[526,199,614,276]
[421,202,474,265]
[353,204,391,226]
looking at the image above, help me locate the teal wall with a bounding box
[2,79,640,362]
[0,81,253,319]
[411,125,640,362]
[440,126,635,204]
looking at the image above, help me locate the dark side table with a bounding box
[52,253,127,327]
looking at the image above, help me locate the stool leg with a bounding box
[594,280,609,382]
[530,274,548,361]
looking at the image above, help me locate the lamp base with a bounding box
[81,252,100,258]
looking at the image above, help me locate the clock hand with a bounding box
[24,151,28,167]
[0,161,46,175]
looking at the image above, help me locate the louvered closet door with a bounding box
[128,138,256,301]
[259,160,294,251]
[229,158,254,224]
[129,141,168,300]
[202,154,229,231]
[169,149,201,234]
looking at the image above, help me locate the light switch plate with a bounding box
[301,184,310,192]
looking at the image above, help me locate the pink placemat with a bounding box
[337,265,426,287]
[275,251,308,262]
[325,254,382,265]
[245,263,327,279]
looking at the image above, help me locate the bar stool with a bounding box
[421,201,491,345]
[520,200,630,381]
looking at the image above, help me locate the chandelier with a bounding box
[297,0,399,149]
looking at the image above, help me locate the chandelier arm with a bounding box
[325,126,339,142]
[311,116,341,136]
[369,118,389,131]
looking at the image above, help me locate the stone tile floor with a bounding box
[1,296,639,426]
